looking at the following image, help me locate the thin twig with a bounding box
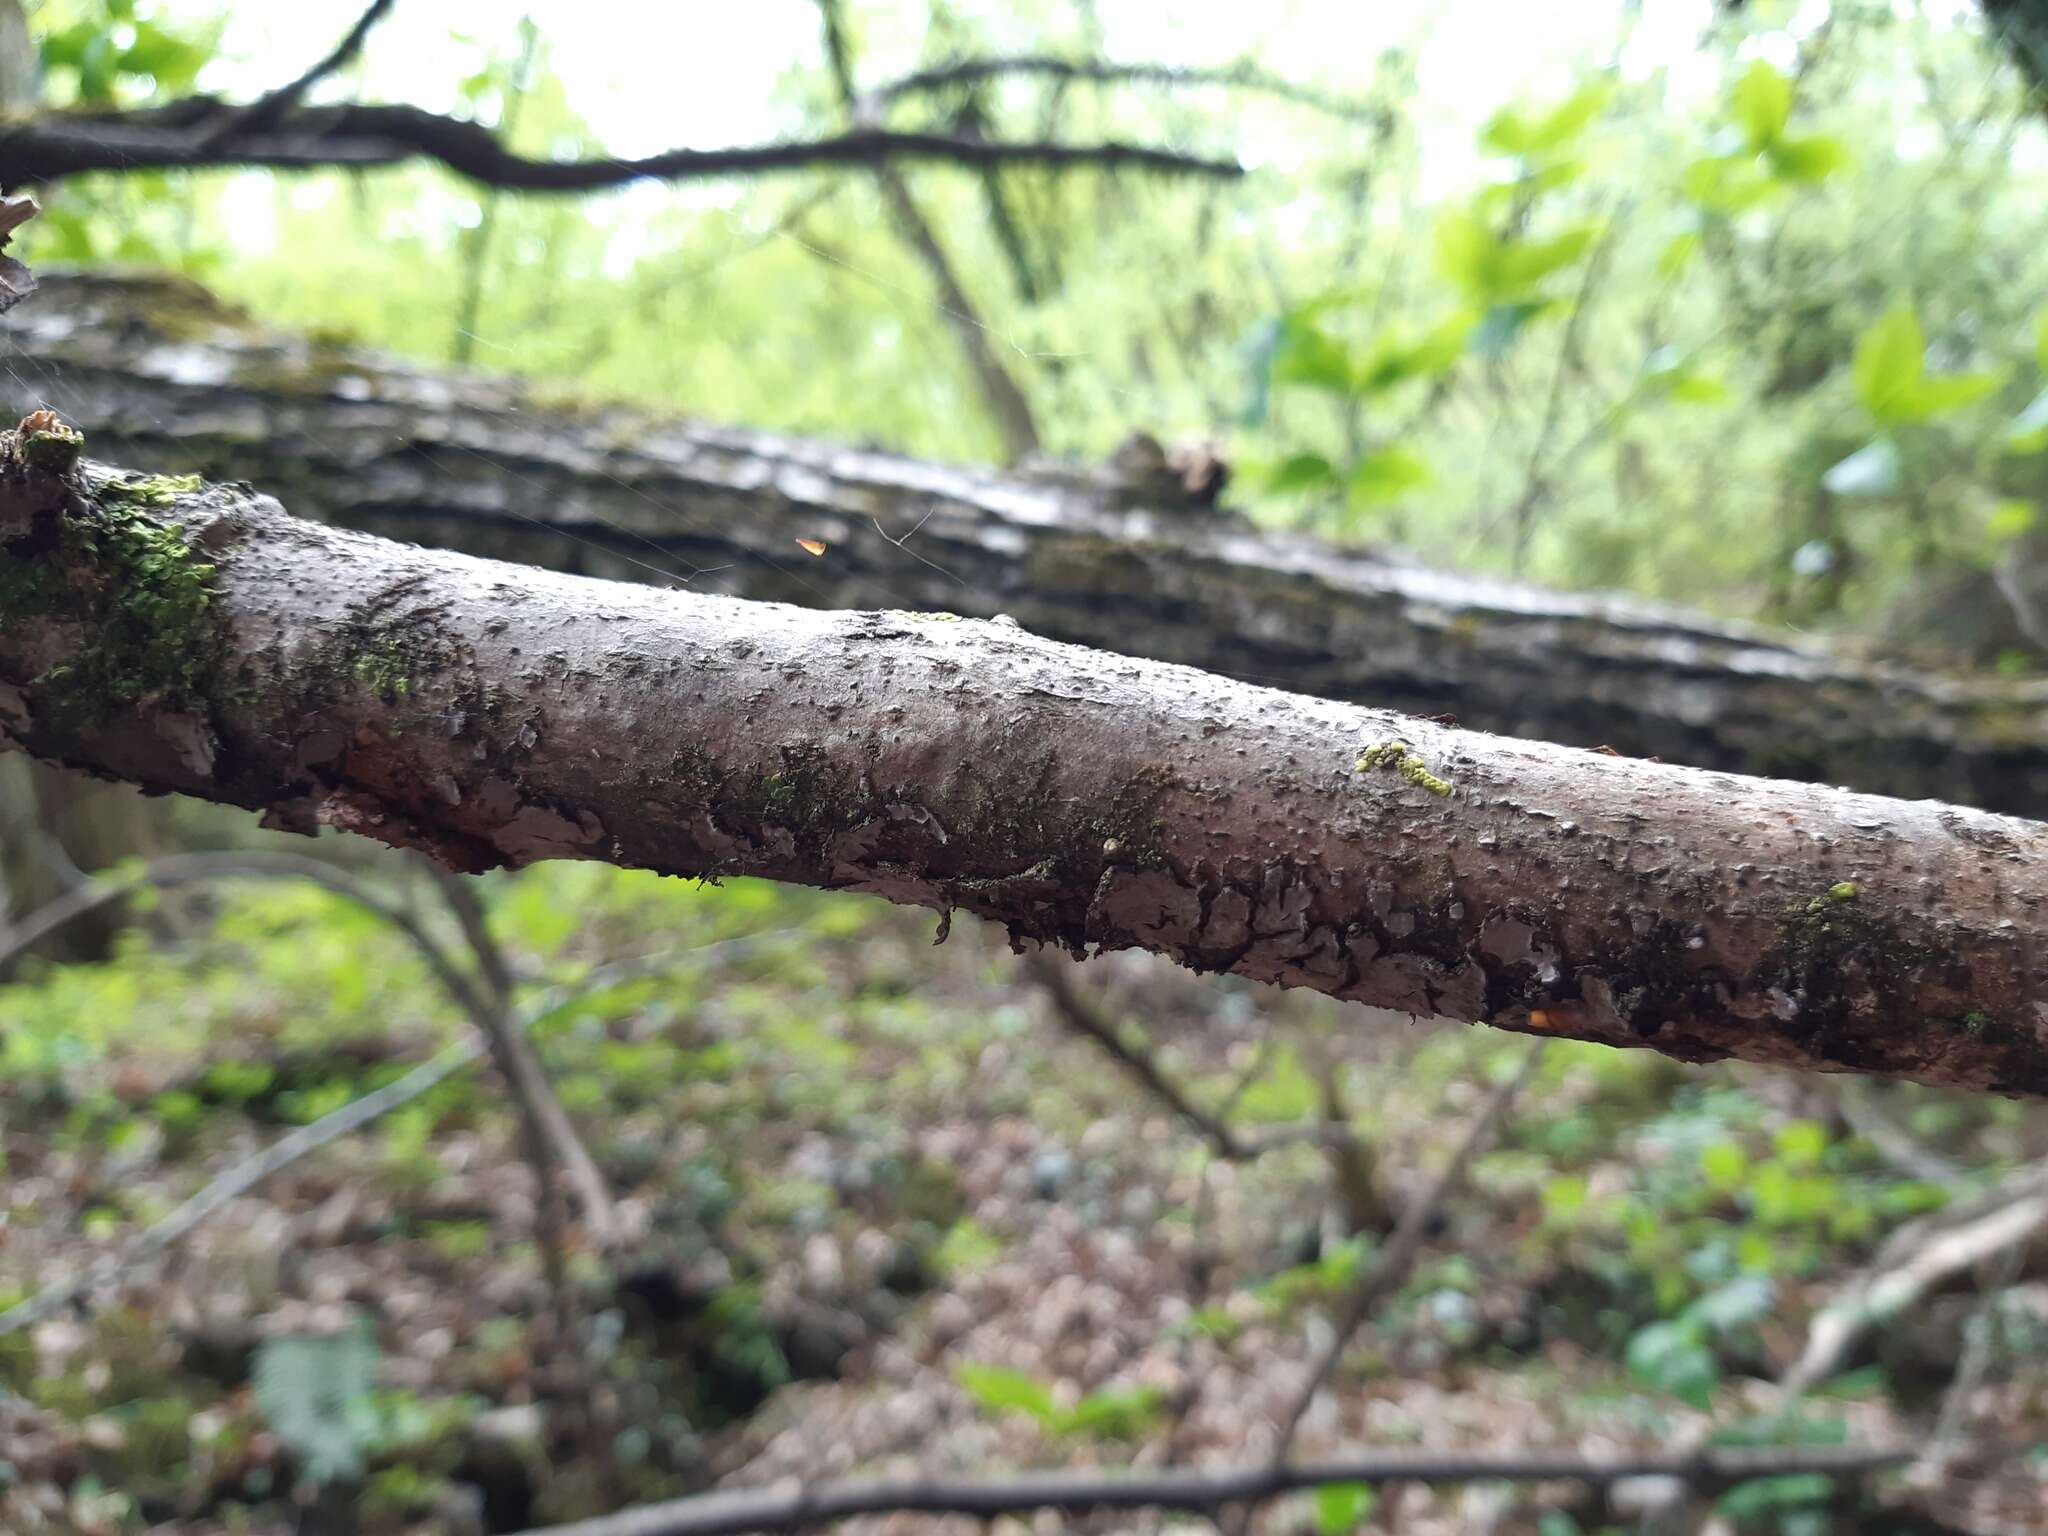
[1834,1080,1963,1187]
[0,941,777,1336]
[200,0,397,147]
[0,854,800,1333]
[1026,950,1249,1157]
[427,863,617,1249]
[817,0,1043,463]
[1781,1185,2048,1400]
[0,850,490,1018]
[1264,1041,1548,1462]
[502,1441,1916,1536]
[867,53,1386,124]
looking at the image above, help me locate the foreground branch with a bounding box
[7,452,2048,1093]
[506,1443,1915,1536]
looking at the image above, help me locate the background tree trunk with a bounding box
[5,272,2045,821]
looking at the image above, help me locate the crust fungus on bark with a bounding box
[6,439,2048,1096]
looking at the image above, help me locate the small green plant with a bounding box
[957,1364,1164,1440]
[253,1322,383,1487]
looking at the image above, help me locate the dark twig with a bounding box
[200,0,397,147]
[1027,951,1250,1157]
[0,108,1242,194]
[816,0,1044,463]
[0,850,488,1016]
[1264,1041,1548,1462]
[427,863,617,1249]
[867,54,1385,124]
[503,1442,1916,1536]
[0,934,801,1336]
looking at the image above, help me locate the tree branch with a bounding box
[866,53,1387,124]
[203,0,398,145]
[1261,1042,1546,1467]
[501,1442,1916,1536]
[0,928,803,1336]
[0,105,1241,194]
[7,456,2048,1094]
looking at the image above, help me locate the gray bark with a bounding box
[6,453,2048,1097]
[4,271,2047,818]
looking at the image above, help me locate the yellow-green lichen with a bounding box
[99,473,203,510]
[1355,739,1453,797]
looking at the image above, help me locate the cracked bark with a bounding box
[6,452,2048,1096]
[4,271,2046,818]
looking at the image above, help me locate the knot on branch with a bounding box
[0,410,83,543]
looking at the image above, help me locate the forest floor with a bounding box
[2,827,2047,1536]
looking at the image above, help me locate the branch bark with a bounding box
[8,273,2048,819]
[0,104,1240,194]
[501,1443,1915,1536]
[7,452,2048,1096]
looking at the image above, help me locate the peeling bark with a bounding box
[6,452,2048,1096]
[6,273,2048,817]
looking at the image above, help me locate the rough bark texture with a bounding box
[5,273,2048,817]
[6,451,2048,1096]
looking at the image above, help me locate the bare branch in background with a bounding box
[867,53,1388,124]
[1258,1042,1548,1470]
[200,0,398,146]
[501,1441,1916,1536]
[816,0,1044,462]
[428,862,618,1250]
[0,926,803,1336]
[0,107,1241,195]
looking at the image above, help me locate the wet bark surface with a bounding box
[5,272,2047,817]
[6,455,2048,1096]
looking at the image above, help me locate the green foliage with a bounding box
[1313,1480,1377,1534]
[956,1364,1164,1440]
[253,1323,383,1487]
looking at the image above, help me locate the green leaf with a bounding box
[1523,79,1616,154]
[1482,79,1615,160]
[1700,1141,1748,1191]
[1682,153,1778,214]
[2037,310,2048,374]
[1731,60,1793,150]
[1355,315,1473,394]
[1687,1274,1775,1333]
[1470,300,1556,359]
[1773,1120,1828,1170]
[1658,231,1701,278]
[1261,453,1340,495]
[1434,208,1497,299]
[1270,319,1355,395]
[1626,1320,1720,1409]
[2006,387,2048,452]
[1347,445,1432,508]
[254,1324,383,1486]
[1822,439,1900,497]
[1542,1174,1588,1219]
[1717,1473,1835,1518]
[1060,1386,1164,1439]
[1314,1481,1377,1535]
[1766,133,1848,184]
[1478,107,1536,158]
[1852,303,1927,424]
[957,1365,1059,1426]
[1897,370,2002,421]
[1495,224,1599,294]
